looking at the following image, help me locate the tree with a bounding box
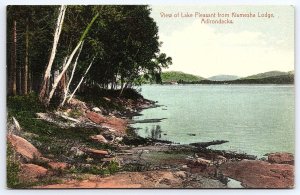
[39,5,67,104]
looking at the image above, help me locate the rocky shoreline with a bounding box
[7,94,294,189]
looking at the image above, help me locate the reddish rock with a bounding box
[7,134,41,161]
[90,135,108,143]
[86,111,107,124]
[103,117,127,136]
[83,148,109,156]
[268,153,294,165]
[48,162,68,170]
[20,164,48,182]
[220,160,294,188]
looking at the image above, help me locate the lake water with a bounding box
[132,84,295,157]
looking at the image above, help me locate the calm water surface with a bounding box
[132,84,294,157]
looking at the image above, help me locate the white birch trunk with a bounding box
[67,57,95,103]
[46,41,83,104]
[60,42,84,106]
[39,5,66,101]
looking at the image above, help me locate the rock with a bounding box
[39,157,51,163]
[70,147,85,156]
[268,153,294,165]
[86,111,106,124]
[214,155,227,164]
[115,137,123,142]
[83,148,109,157]
[195,158,213,167]
[92,107,101,113]
[182,165,188,169]
[174,171,187,179]
[7,134,41,161]
[103,117,127,136]
[48,162,68,170]
[220,159,294,188]
[86,158,94,163]
[20,164,47,182]
[90,135,108,143]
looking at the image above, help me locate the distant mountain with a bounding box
[242,71,290,80]
[208,75,239,81]
[161,71,204,83]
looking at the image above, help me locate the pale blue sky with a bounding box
[150,5,294,77]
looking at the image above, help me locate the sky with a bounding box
[150,5,294,78]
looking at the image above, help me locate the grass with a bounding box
[7,143,21,188]
[68,161,119,175]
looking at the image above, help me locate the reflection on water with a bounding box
[145,125,162,139]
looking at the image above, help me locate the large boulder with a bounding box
[268,153,294,165]
[220,159,294,188]
[7,134,41,161]
[20,164,48,182]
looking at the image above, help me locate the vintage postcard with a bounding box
[6,5,294,189]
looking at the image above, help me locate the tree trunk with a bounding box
[9,20,17,96]
[23,18,29,95]
[39,5,66,103]
[61,42,84,106]
[45,13,99,105]
[67,57,95,103]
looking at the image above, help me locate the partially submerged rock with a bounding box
[7,134,41,161]
[190,140,229,148]
[220,159,294,188]
[267,152,294,165]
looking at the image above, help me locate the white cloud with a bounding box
[160,20,294,78]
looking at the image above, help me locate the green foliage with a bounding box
[7,5,172,99]
[7,143,21,188]
[161,71,203,83]
[69,161,119,175]
[68,109,83,118]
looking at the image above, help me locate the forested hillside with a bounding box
[161,71,203,83]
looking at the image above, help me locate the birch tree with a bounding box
[44,12,99,106]
[39,5,66,103]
